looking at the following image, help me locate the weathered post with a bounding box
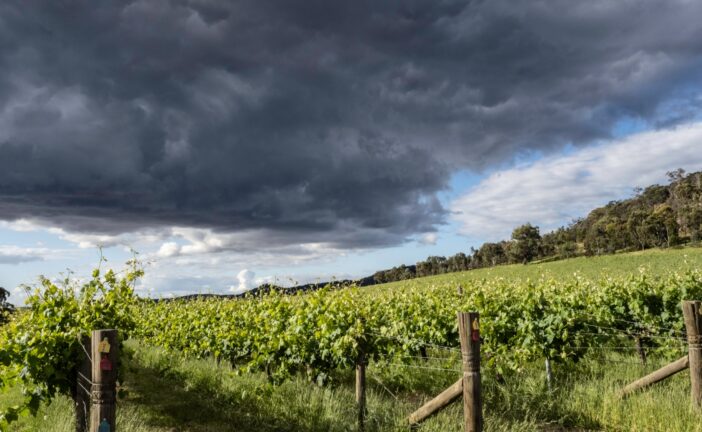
[90,329,118,432]
[458,312,482,432]
[356,351,366,432]
[74,336,91,432]
[419,345,429,362]
[683,301,702,409]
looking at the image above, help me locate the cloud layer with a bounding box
[0,245,46,265]
[1,1,702,250]
[451,122,702,240]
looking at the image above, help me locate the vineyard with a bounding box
[2,247,702,431]
[135,263,699,382]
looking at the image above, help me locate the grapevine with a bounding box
[0,258,142,429]
[133,268,702,383]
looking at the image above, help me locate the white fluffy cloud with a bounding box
[147,226,351,270]
[1,218,356,298]
[156,242,181,258]
[451,122,702,241]
[230,269,256,294]
[419,233,438,246]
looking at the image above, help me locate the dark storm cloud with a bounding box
[1,0,701,247]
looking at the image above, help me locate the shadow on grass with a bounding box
[482,371,604,431]
[119,342,609,432]
[120,346,352,432]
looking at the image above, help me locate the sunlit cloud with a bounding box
[451,122,702,240]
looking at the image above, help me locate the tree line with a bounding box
[371,169,702,284]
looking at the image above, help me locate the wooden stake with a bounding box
[419,345,429,362]
[90,329,118,432]
[458,312,482,432]
[356,352,366,432]
[408,378,462,425]
[683,300,702,409]
[75,336,91,432]
[620,355,689,398]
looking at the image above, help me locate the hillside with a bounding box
[370,169,702,285]
[372,245,702,293]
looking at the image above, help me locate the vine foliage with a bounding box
[0,258,142,429]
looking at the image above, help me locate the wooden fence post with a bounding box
[419,345,429,362]
[683,301,702,409]
[356,351,366,432]
[458,312,482,432]
[90,329,118,432]
[75,336,92,432]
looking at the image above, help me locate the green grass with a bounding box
[2,340,701,431]
[4,246,702,431]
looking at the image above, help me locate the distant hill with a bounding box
[165,277,374,301]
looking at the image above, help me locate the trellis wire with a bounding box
[367,331,462,352]
[381,362,462,373]
[577,311,685,335]
[391,354,461,362]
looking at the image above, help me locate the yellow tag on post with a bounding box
[98,338,111,354]
[471,318,480,342]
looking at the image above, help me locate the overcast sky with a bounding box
[2,0,702,301]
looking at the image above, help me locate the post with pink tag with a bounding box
[458,311,483,432]
[407,312,483,432]
[90,329,118,432]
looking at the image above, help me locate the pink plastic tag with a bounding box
[100,356,112,371]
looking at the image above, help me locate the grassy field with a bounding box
[2,340,699,431]
[3,246,702,431]
[372,246,702,295]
